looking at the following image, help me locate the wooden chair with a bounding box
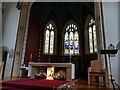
[88,60,108,86]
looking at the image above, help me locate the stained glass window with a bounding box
[64,23,79,55]
[88,19,97,53]
[45,30,50,53]
[50,31,54,54]
[44,22,55,54]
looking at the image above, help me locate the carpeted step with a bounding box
[1,86,27,90]
[2,79,70,90]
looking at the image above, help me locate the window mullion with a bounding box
[73,31,75,55]
[49,30,51,54]
[69,32,70,55]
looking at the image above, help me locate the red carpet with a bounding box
[2,79,70,90]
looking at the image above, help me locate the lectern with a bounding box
[100,50,118,90]
[100,50,118,55]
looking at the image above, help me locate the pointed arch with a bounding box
[63,20,79,55]
[0,46,9,80]
[43,20,57,55]
[1,46,9,52]
[63,7,78,26]
[46,6,57,18]
[85,15,97,54]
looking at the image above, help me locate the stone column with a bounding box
[94,1,108,83]
[94,2,102,60]
[94,1,108,69]
[21,2,33,65]
[11,2,32,79]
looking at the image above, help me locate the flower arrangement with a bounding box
[53,70,66,80]
[34,70,47,79]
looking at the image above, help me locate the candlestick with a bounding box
[48,56,50,63]
[69,50,72,63]
[70,51,71,58]
[30,54,32,62]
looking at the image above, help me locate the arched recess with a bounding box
[62,7,80,55]
[43,20,57,55]
[24,2,41,65]
[38,5,58,62]
[84,15,95,54]
[62,7,79,27]
[0,46,9,80]
[63,20,80,56]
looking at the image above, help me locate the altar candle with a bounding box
[70,51,71,58]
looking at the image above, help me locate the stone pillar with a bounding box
[94,1,108,83]
[94,1,108,69]
[11,2,32,79]
[94,2,102,60]
[21,2,33,65]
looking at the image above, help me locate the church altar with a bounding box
[28,62,75,81]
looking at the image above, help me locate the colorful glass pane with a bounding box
[74,32,79,54]
[45,30,49,53]
[64,32,69,54]
[93,25,97,52]
[50,31,54,54]
[64,23,79,55]
[89,27,93,53]
[69,34,74,55]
